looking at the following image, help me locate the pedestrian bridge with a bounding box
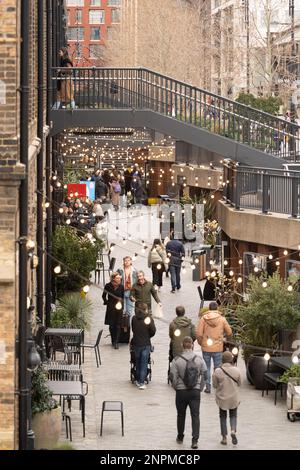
[50,67,300,169]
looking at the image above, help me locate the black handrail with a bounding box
[51,67,300,161]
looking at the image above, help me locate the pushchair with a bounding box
[130,342,152,384]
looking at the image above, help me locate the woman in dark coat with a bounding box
[55,47,75,109]
[102,272,124,349]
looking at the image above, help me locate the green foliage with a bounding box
[52,225,104,294]
[235,273,300,355]
[53,441,76,450]
[31,366,58,416]
[236,92,281,116]
[63,168,88,184]
[280,365,300,383]
[180,192,216,222]
[51,292,93,330]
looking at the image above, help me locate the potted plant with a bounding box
[234,273,300,390]
[280,365,300,416]
[51,292,92,330]
[31,366,61,449]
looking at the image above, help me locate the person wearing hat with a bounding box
[212,351,241,446]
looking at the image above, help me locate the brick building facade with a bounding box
[66,0,121,66]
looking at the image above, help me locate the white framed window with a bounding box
[107,0,121,5]
[67,27,84,41]
[66,0,84,6]
[111,8,120,23]
[89,44,104,59]
[89,9,105,23]
[90,27,101,40]
[90,0,101,5]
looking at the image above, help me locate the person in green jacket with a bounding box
[169,306,197,361]
[130,271,162,314]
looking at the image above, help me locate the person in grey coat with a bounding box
[170,336,207,450]
[212,351,241,446]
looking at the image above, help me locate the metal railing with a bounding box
[223,163,300,217]
[51,67,300,161]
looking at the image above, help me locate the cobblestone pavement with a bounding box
[60,208,300,450]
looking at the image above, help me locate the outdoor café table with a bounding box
[270,356,292,371]
[47,380,86,437]
[45,328,84,361]
[43,362,82,381]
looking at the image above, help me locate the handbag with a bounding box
[153,302,163,319]
[121,313,129,330]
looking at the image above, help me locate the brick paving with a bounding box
[61,208,300,450]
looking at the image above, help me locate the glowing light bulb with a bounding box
[174,329,181,337]
[83,285,89,293]
[292,355,299,364]
[59,208,64,214]
[264,352,270,361]
[237,277,242,283]
[268,254,273,260]
[288,285,293,292]
[144,316,151,325]
[229,270,234,276]
[238,259,243,265]
[191,264,196,270]
[54,265,61,274]
[80,219,85,224]
[209,260,214,265]
[211,271,216,277]
[283,250,288,256]
[232,347,238,356]
[224,260,228,266]
[195,258,199,264]
[205,271,210,277]
[66,218,71,225]
[157,264,162,270]
[254,266,259,273]
[45,202,50,208]
[116,301,122,310]
[262,281,267,288]
[207,338,213,346]
[275,260,280,266]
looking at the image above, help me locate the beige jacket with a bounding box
[196,310,232,353]
[212,363,241,410]
[148,245,167,269]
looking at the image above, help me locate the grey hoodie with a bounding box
[170,350,207,391]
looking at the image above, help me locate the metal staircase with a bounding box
[50,67,300,169]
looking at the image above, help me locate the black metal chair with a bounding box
[100,401,124,436]
[81,329,103,367]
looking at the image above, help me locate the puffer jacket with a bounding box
[148,246,167,268]
[196,310,232,353]
[169,316,196,358]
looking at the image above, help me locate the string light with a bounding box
[287,284,293,292]
[283,250,288,256]
[262,281,268,288]
[44,202,50,208]
[174,329,181,337]
[54,265,61,274]
[268,254,273,260]
[254,266,259,273]
[237,276,243,283]
[232,347,239,356]
[116,301,122,310]
[229,270,234,276]
[224,260,228,266]
[207,338,213,346]
[292,356,299,364]
[264,352,270,361]
[144,316,151,325]
[238,259,243,265]
[83,285,89,293]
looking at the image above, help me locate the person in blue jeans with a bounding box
[196,301,232,393]
[131,303,156,389]
[166,237,185,293]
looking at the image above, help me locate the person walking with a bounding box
[170,336,207,449]
[166,236,185,293]
[117,256,138,322]
[212,351,241,446]
[196,301,232,394]
[148,239,167,291]
[54,47,75,110]
[130,271,162,315]
[131,303,156,389]
[169,306,196,361]
[109,176,121,211]
[102,272,124,349]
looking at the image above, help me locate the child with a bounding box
[212,351,241,445]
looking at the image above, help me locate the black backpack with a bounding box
[179,355,199,389]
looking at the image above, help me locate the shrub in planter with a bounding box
[52,226,104,295]
[31,366,61,449]
[51,292,92,330]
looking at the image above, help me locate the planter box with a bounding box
[32,407,61,450]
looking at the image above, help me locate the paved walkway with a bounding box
[61,208,300,450]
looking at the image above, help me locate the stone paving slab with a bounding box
[59,210,300,450]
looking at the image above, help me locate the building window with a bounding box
[90,0,101,5]
[89,9,105,24]
[107,0,121,5]
[90,27,101,40]
[75,43,82,58]
[67,27,84,41]
[66,0,84,6]
[107,27,113,40]
[75,9,82,24]
[111,8,120,23]
[89,44,104,59]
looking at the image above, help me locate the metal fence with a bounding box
[223,164,300,217]
[51,67,300,162]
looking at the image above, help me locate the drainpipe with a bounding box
[45,0,52,327]
[36,0,44,322]
[19,0,33,450]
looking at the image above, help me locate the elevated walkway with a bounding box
[50,67,300,169]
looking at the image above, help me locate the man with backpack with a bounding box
[170,336,207,450]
